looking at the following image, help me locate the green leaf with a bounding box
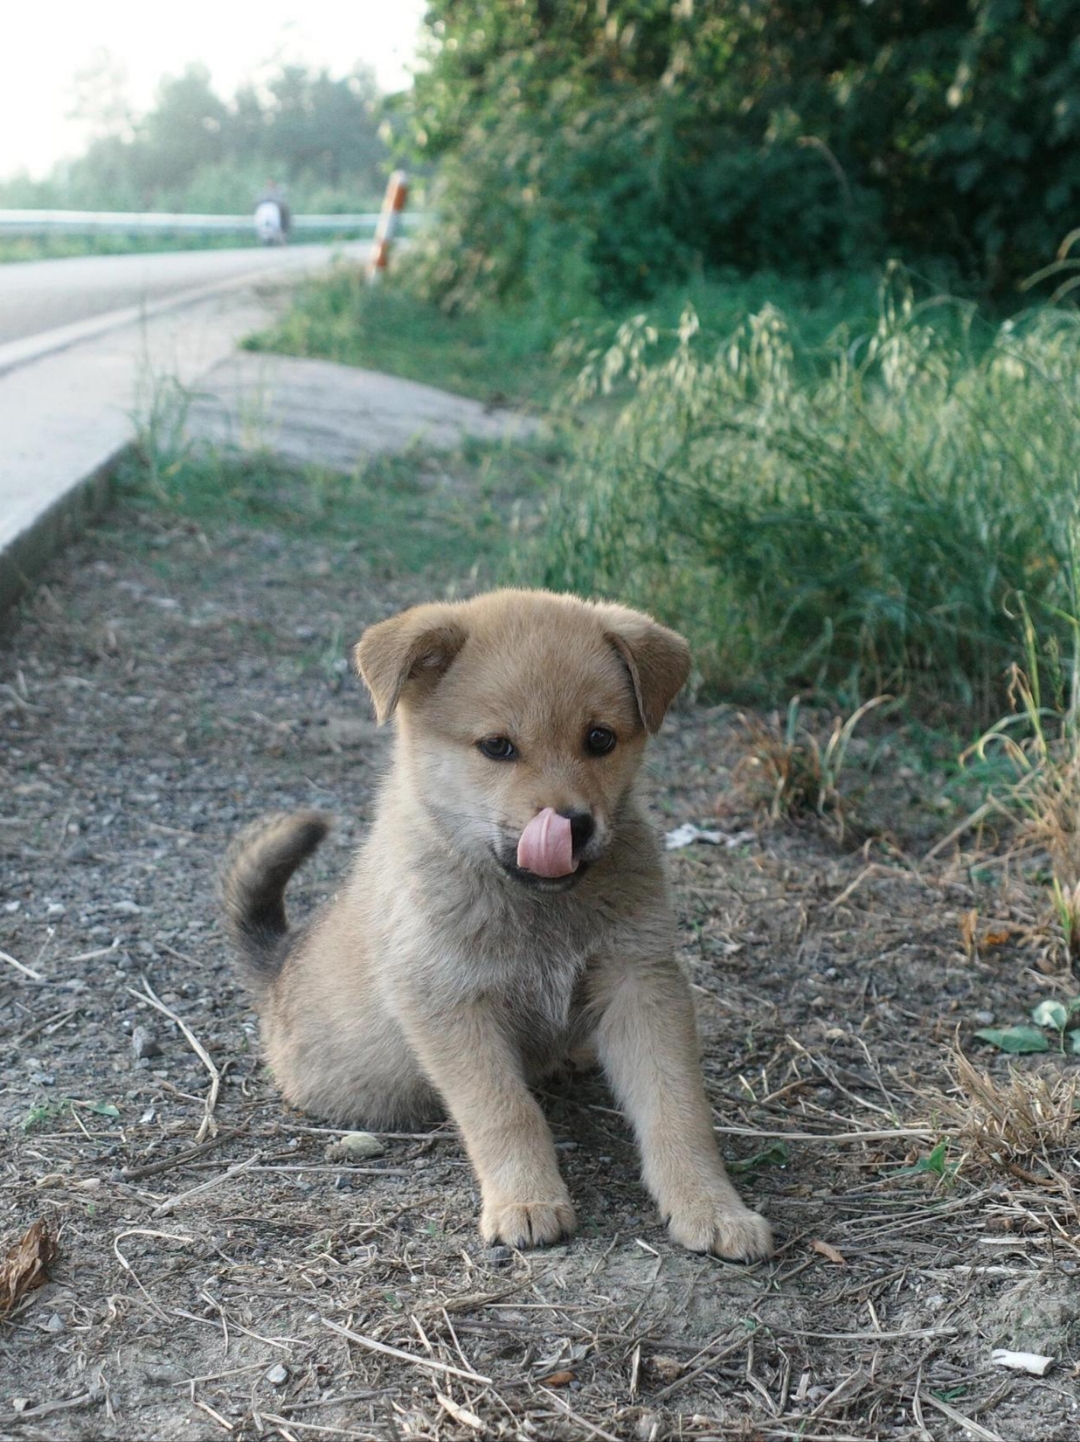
[974,1025,1051,1054]
[87,1102,120,1119]
[1032,1000,1068,1030]
[895,1139,956,1178]
[1069,1031,1080,1055]
[729,1140,789,1173]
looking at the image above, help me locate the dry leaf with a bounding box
[435,1392,483,1430]
[960,909,978,959]
[0,1221,56,1319]
[541,1370,576,1387]
[811,1238,846,1266]
[981,930,1011,947]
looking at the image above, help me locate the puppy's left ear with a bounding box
[599,604,691,733]
[353,603,467,723]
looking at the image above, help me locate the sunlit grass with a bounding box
[516,267,1080,721]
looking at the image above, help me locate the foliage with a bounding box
[253,263,886,407]
[407,0,1080,307]
[514,268,1080,719]
[0,60,389,215]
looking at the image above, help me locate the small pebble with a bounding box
[131,1026,161,1060]
[45,902,66,918]
[113,900,142,915]
[324,1131,385,1162]
[265,1364,289,1386]
[973,1010,995,1026]
[44,1314,65,1333]
[484,1245,513,1266]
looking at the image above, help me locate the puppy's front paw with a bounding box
[481,1197,576,1249]
[667,1197,773,1261]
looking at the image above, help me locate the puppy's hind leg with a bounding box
[594,959,773,1262]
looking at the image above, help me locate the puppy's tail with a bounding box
[220,811,330,989]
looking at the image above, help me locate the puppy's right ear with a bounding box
[353,605,468,724]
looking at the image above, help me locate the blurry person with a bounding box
[254,181,290,244]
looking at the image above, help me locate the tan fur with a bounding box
[221,589,772,1259]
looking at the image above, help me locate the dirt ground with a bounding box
[2,456,1079,1442]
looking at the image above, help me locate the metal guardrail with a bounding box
[0,209,424,236]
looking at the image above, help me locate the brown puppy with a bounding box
[222,589,772,1260]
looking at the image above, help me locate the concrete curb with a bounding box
[0,452,119,620]
[0,279,289,624]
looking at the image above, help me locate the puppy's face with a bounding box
[355,591,690,892]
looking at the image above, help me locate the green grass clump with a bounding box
[247,261,890,411]
[115,375,560,586]
[516,268,1080,721]
[245,264,562,410]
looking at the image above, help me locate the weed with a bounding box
[964,598,1080,964]
[127,372,197,505]
[975,997,1080,1056]
[895,1139,957,1181]
[21,1101,65,1133]
[730,695,888,837]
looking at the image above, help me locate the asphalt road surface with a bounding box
[0,242,367,346]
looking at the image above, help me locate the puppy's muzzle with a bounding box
[497,807,600,890]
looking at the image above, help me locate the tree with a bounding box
[408,0,1080,305]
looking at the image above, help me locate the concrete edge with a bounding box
[0,244,370,623]
[0,443,127,624]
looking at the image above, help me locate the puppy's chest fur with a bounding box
[378,855,615,1064]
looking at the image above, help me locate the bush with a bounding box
[517,270,1080,721]
[407,1,1080,308]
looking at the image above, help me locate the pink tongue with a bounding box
[517,808,577,878]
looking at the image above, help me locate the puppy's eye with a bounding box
[585,726,616,757]
[477,735,517,761]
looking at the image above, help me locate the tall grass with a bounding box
[520,268,1080,721]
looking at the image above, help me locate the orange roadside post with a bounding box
[368,171,409,282]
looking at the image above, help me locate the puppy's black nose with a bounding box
[560,810,595,856]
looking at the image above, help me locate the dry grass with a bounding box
[727,696,887,838]
[962,643,1080,965]
[932,1048,1080,1171]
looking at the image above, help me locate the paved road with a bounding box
[0,242,366,346]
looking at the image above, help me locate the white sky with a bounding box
[0,0,427,180]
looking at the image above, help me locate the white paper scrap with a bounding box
[664,823,755,851]
[990,1349,1052,1376]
